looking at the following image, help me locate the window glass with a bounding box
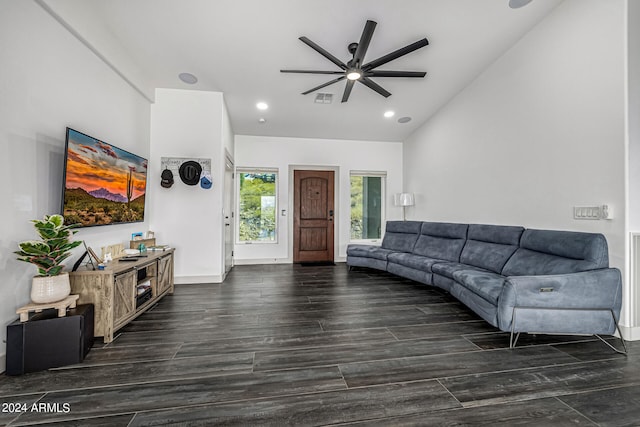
[350,175,384,241]
[238,171,277,243]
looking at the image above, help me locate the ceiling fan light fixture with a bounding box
[509,0,533,9]
[346,70,362,81]
[384,111,395,118]
[256,102,269,110]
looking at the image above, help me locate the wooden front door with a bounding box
[293,170,335,263]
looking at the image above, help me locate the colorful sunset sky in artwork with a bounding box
[65,129,147,199]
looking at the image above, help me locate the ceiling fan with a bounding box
[281,20,429,103]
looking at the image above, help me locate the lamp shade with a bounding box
[394,193,415,207]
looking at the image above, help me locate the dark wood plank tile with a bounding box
[0,393,44,426]
[341,397,597,426]
[389,320,498,340]
[0,353,254,397]
[3,264,636,426]
[11,367,346,425]
[129,380,460,426]
[175,328,397,358]
[112,321,324,345]
[12,414,135,427]
[440,357,640,406]
[66,343,182,366]
[558,384,640,427]
[340,346,580,387]
[254,336,479,371]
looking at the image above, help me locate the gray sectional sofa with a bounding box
[347,221,625,352]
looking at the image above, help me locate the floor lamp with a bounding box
[395,193,415,221]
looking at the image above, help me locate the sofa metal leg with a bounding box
[509,308,520,349]
[509,331,521,349]
[594,310,628,355]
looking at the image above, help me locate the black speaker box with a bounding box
[6,304,94,376]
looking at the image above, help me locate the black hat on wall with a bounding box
[160,169,174,188]
[179,161,202,186]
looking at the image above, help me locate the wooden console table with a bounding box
[69,249,174,343]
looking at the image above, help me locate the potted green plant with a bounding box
[14,214,83,303]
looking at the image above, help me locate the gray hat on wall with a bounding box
[161,169,174,188]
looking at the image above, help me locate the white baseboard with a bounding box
[233,257,346,265]
[619,324,640,341]
[234,258,292,265]
[174,275,224,284]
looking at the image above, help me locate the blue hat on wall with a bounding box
[200,170,212,189]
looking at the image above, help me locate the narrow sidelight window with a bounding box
[350,172,386,242]
[237,169,278,243]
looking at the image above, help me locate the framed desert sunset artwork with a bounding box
[62,128,147,227]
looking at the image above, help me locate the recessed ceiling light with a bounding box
[256,102,269,110]
[178,72,198,84]
[398,116,412,124]
[384,111,395,118]
[509,0,533,9]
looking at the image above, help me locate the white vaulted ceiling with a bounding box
[41,0,563,142]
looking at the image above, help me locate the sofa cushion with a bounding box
[387,252,442,272]
[380,221,422,253]
[346,244,394,261]
[412,222,468,262]
[459,224,524,274]
[502,229,609,276]
[452,269,506,305]
[431,261,488,279]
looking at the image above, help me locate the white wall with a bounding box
[403,0,627,324]
[234,135,403,263]
[627,0,640,337]
[149,89,229,283]
[0,0,151,367]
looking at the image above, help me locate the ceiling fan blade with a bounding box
[299,36,348,70]
[363,38,429,71]
[352,20,377,68]
[281,70,345,75]
[366,70,426,78]
[359,77,391,98]
[301,75,346,95]
[341,80,355,103]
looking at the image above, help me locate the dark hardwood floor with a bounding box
[1,264,638,426]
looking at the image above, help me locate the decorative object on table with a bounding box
[394,193,415,221]
[71,241,102,272]
[129,238,156,249]
[14,214,83,304]
[131,232,144,240]
[179,160,202,185]
[101,243,125,260]
[147,230,155,239]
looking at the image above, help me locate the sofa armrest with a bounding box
[497,268,623,332]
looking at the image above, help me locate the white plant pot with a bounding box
[31,273,71,304]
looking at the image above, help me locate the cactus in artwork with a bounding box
[126,167,134,208]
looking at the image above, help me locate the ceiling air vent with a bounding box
[314,93,333,104]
